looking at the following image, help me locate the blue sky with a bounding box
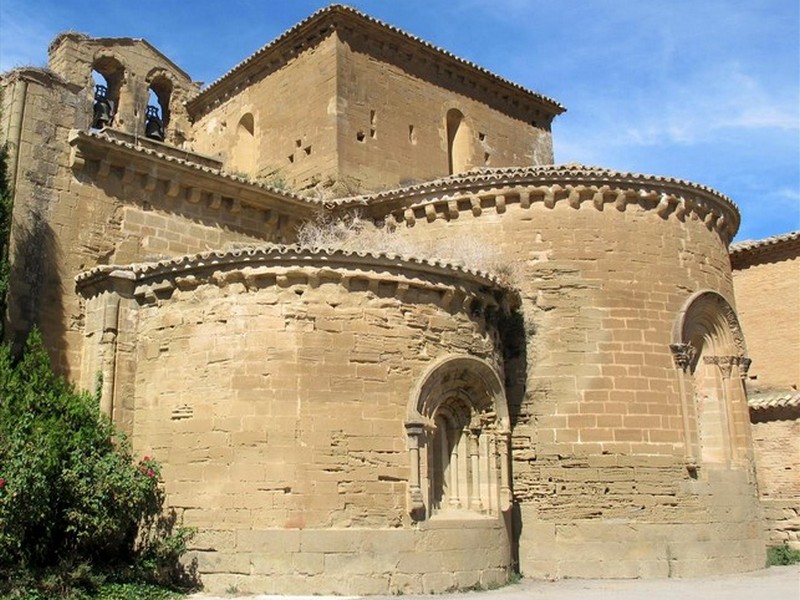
[1,0,798,242]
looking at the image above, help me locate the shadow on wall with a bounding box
[499,308,528,573]
[8,212,67,372]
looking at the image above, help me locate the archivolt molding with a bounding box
[145,66,179,87]
[406,354,508,430]
[341,165,739,243]
[672,289,747,360]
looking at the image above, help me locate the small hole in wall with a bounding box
[408,125,417,144]
[370,128,376,139]
[288,154,294,163]
[370,109,376,124]
[478,132,486,142]
[295,139,302,147]
[304,146,312,156]
[484,152,490,165]
[356,131,366,142]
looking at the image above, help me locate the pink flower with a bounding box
[146,469,155,478]
[0,478,5,488]
[143,456,151,461]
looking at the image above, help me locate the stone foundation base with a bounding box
[187,517,511,595]
[761,498,800,549]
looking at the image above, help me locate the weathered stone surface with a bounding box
[0,4,778,596]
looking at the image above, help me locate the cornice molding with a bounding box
[68,129,323,223]
[730,230,800,269]
[76,244,519,316]
[345,165,740,243]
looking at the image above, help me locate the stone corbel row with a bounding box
[385,183,736,240]
[69,143,293,237]
[119,264,502,319]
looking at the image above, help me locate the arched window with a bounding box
[230,113,257,176]
[671,291,751,470]
[91,57,124,129]
[145,75,172,141]
[405,356,511,520]
[446,108,471,175]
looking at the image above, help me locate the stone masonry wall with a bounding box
[189,35,339,189]
[337,33,554,191]
[732,253,800,391]
[78,255,514,594]
[751,417,800,548]
[0,70,87,373]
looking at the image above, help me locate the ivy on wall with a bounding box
[0,145,11,340]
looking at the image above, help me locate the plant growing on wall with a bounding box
[0,145,12,341]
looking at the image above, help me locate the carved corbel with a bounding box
[470,195,482,216]
[543,187,556,209]
[447,199,458,219]
[567,186,580,209]
[656,193,673,217]
[614,189,628,211]
[424,203,437,223]
[70,146,86,171]
[187,188,202,204]
[97,159,111,178]
[166,178,181,198]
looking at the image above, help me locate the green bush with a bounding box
[0,330,195,597]
[0,144,12,339]
[767,544,800,566]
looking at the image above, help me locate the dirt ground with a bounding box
[190,565,799,600]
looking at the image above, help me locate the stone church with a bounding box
[0,4,778,595]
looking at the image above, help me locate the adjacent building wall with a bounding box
[731,236,800,391]
[732,232,800,549]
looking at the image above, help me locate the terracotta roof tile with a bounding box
[730,230,800,254]
[75,243,510,290]
[748,390,800,411]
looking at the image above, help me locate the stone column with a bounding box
[670,342,698,469]
[469,428,483,511]
[405,422,425,520]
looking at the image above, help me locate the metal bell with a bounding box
[92,84,114,129]
[144,105,165,141]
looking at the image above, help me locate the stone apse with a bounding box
[0,4,765,595]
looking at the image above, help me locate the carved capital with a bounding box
[739,357,752,378]
[703,355,734,378]
[670,343,695,372]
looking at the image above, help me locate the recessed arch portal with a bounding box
[671,291,751,469]
[405,355,510,520]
